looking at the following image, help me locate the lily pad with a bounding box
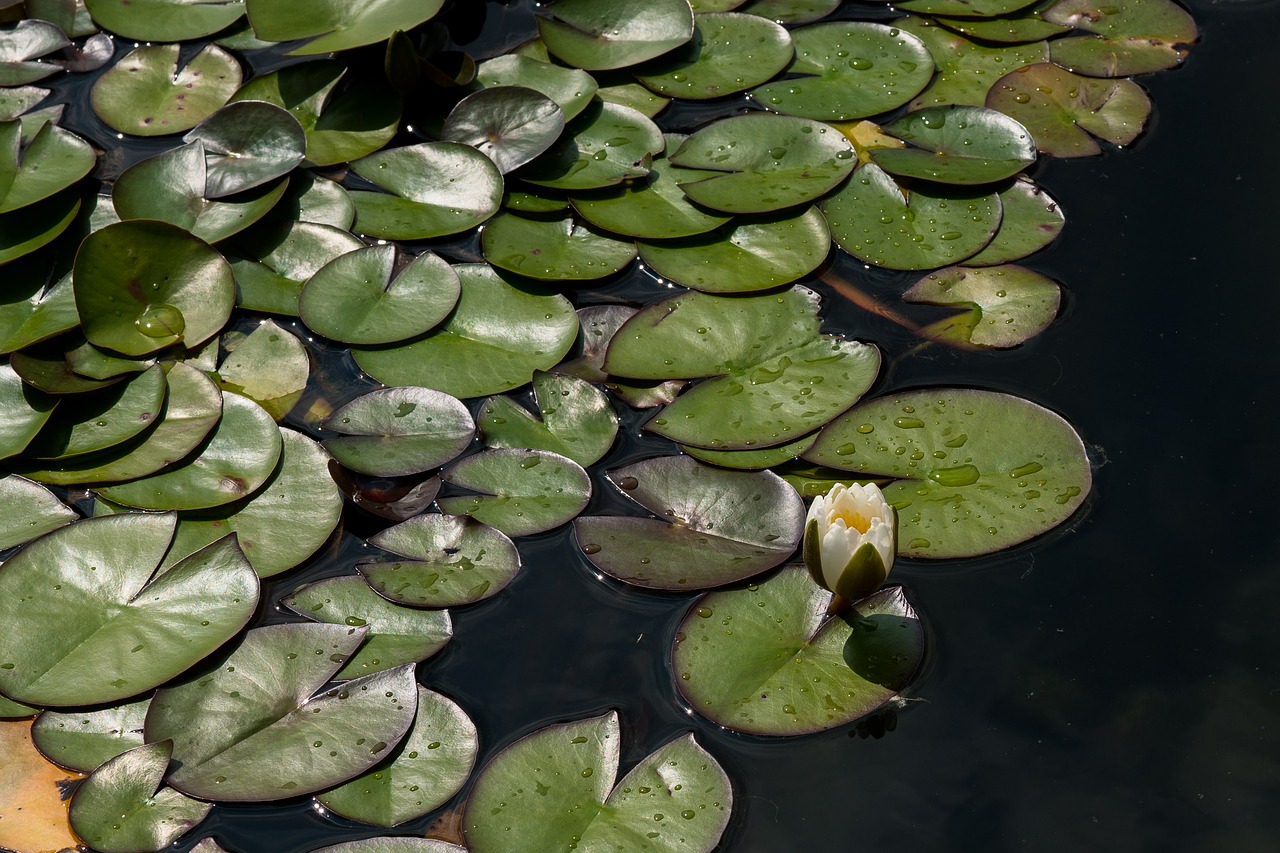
[673,567,924,735]
[635,13,793,100]
[596,78,670,117]
[67,740,212,853]
[0,190,79,266]
[738,0,839,23]
[476,54,597,122]
[9,339,119,395]
[536,0,694,71]
[554,304,687,410]
[32,698,149,773]
[0,363,57,460]
[90,43,242,137]
[96,390,282,511]
[0,19,67,86]
[0,273,78,355]
[63,340,154,381]
[574,455,803,590]
[752,22,934,121]
[934,1,1070,43]
[24,364,167,461]
[362,512,521,607]
[669,114,856,214]
[903,264,1061,348]
[823,163,1001,270]
[0,513,258,706]
[0,474,75,549]
[986,63,1151,157]
[322,386,474,478]
[245,0,444,55]
[277,171,354,229]
[352,263,578,399]
[228,220,363,315]
[350,142,503,240]
[871,106,1036,185]
[636,206,830,292]
[442,86,565,175]
[0,120,95,214]
[804,388,1092,557]
[283,577,452,680]
[73,220,235,356]
[898,16,1048,109]
[962,176,1064,266]
[680,432,818,470]
[0,718,83,851]
[316,685,478,828]
[464,711,731,853]
[314,841,466,853]
[478,370,618,467]
[1043,0,1197,77]
[604,287,880,449]
[83,0,246,42]
[300,246,460,346]
[217,320,308,420]
[481,212,637,281]
[146,625,418,801]
[896,0,1041,14]
[182,101,306,198]
[438,448,591,537]
[519,99,664,191]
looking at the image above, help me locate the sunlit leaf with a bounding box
[482,211,637,281]
[635,12,793,100]
[245,0,445,56]
[536,0,694,71]
[322,386,474,478]
[903,264,1061,348]
[438,448,591,537]
[32,698,149,773]
[0,474,74,550]
[83,0,246,42]
[90,43,241,137]
[478,370,618,467]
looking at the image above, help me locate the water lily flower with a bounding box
[802,482,896,612]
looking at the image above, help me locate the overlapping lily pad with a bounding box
[228,220,363,315]
[322,386,473,478]
[245,0,445,56]
[933,0,1069,43]
[0,120,95,214]
[870,105,1036,185]
[739,0,840,23]
[0,190,80,265]
[478,370,618,467]
[91,43,241,137]
[635,12,793,99]
[442,86,565,175]
[1044,0,1197,77]
[0,272,77,353]
[217,320,308,420]
[83,0,247,42]
[536,0,695,71]
[438,448,591,537]
[554,304,687,410]
[903,264,1061,348]
[32,698,150,773]
[0,474,74,549]
[520,99,664,191]
[900,17,1048,109]
[0,19,67,86]
[962,176,1064,266]
[182,101,305,198]
[476,54,597,122]
[0,362,56,460]
[482,212,637,280]
[314,841,466,853]
[350,142,503,240]
[24,363,167,460]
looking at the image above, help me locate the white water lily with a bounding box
[802,482,896,608]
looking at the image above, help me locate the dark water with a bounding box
[35,0,1280,850]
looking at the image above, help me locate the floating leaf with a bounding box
[635,12,793,100]
[0,121,95,215]
[228,220,363,315]
[519,99,664,191]
[10,338,119,395]
[277,171,354,229]
[476,54,597,122]
[464,711,731,853]
[0,20,67,86]
[1043,0,1197,77]
[478,370,618,467]
[673,567,924,735]
[90,43,241,137]
[870,106,1036,185]
[0,718,83,852]
[738,0,839,24]
[536,0,694,71]
[752,22,934,121]
[896,0,1041,14]
[680,432,818,470]
[352,263,578,399]
[554,305,687,410]
[933,0,1069,43]
[182,101,306,198]
[362,513,521,607]
[24,365,167,462]
[145,625,418,801]
[669,114,856,214]
[805,388,1092,557]
[0,514,258,706]
[0,267,77,359]
[438,448,591,537]
[899,16,1048,109]
[962,177,1064,266]
[63,339,154,381]
[68,740,212,853]
[246,0,445,56]
[313,841,466,853]
[322,386,474,478]
[0,474,74,549]
[83,0,246,42]
[442,86,565,175]
[0,190,79,266]
[0,362,59,460]
[595,78,669,118]
[32,698,149,773]
[317,686,477,828]
[903,264,1061,348]
[481,212,637,281]
[574,455,803,590]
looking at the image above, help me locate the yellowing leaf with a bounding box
[0,719,84,853]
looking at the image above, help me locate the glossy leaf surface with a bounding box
[90,44,241,136]
[363,513,521,607]
[478,370,618,467]
[322,386,474,478]
[438,449,592,537]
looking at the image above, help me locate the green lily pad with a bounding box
[738,0,839,24]
[182,101,306,198]
[300,246,460,346]
[898,16,1048,109]
[464,711,731,853]
[0,19,67,86]
[362,513,521,607]
[0,474,75,549]
[692,0,749,9]
[0,86,50,122]
[9,339,120,395]
[986,63,1150,157]
[636,206,830,292]
[481,211,637,281]
[596,78,670,118]
[322,386,474,478]
[228,219,363,315]
[871,105,1036,185]
[24,364,167,460]
[574,455,803,590]
[283,577,452,680]
[681,432,818,470]
[752,22,934,121]
[0,190,79,265]
[1044,0,1197,77]
[478,370,618,467]
[443,86,565,175]
[276,171,354,229]
[20,362,221,487]
[536,0,694,71]
[145,625,418,801]
[962,176,1064,266]
[635,13,793,100]
[73,220,235,356]
[903,264,1061,348]
[28,0,98,38]
[0,268,77,356]
[504,188,569,214]
[604,287,880,449]
[0,513,258,706]
[350,142,503,240]
[352,263,578,399]
[0,120,95,214]
[230,60,401,167]
[0,693,36,717]
[32,698,149,772]
[96,391,282,511]
[67,740,213,853]
[83,0,246,42]
[438,448,591,537]
[673,567,924,735]
[217,320,307,421]
[314,841,466,853]
[63,340,154,381]
[554,305,687,410]
[896,0,1041,14]
[245,0,445,56]
[90,43,242,137]
[317,685,478,828]
[804,388,1092,558]
[934,0,1070,43]
[476,54,597,122]
[519,99,664,191]
[0,362,56,459]
[823,163,1001,270]
[669,113,856,214]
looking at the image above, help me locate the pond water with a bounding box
[16,0,1280,850]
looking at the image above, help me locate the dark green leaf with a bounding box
[536,0,694,71]
[322,386,474,477]
[438,448,591,537]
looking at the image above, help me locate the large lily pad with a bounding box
[903,264,1061,348]
[437,448,591,537]
[362,513,521,607]
[228,220,363,315]
[752,22,934,121]
[90,43,241,137]
[962,176,1064,266]
[481,212,637,281]
[478,370,618,467]
[0,362,56,459]
[145,624,418,801]
[24,364,167,460]
[0,121,94,215]
[83,0,246,42]
[352,263,578,399]
[574,455,803,590]
[476,54,597,122]
[900,16,1048,109]
[536,0,694,71]
[182,101,306,198]
[0,474,74,549]
[245,0,445,56]
[1044,0,1197,77]
[217,320,308,420]
[635,12,793,100]
[870,106,1036,185]
[464,711,731,853]
[442,86,565,175]
[519,99,664,191]
[805,388,1092,557]
[322,386,474,478]
[673,567,924,735]
[32,698,149,773]
[0,513,258,706]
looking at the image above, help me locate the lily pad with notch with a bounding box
[479,370,617,468]
[903,264,1061,349]
[554,304,687,410]
[0,474,75,549]
[898,16,1048,109]
[0,120,95,215]
[182,100,306,198]
[32,697,150,773]
[24,363,167,461]
[962,176,1064,266]
[536,0,694,71]
[438,448,591,537]
[870,106,1036,185]
[635,12,793,100]
[227,219,363,315]
[481,211,637,281]
[442,86,565,175]
[476,54,597,122]
[245,0,445,56]
[217,319,308,421]
[0,19,67,86]
[519,99,664,192]
[83,0,246,42]
[575,455,803,589]
[1043,0,1198,77]
[321,386,474,478]
[90,43,242,137]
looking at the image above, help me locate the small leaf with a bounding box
[322,386,474,478]
[478,370,618,467]
[438,448,591,537]
[32,698,149,773]
[903,264,1061,348]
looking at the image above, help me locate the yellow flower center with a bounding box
[831,506,872,535]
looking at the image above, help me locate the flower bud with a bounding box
[802,482,896,606]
